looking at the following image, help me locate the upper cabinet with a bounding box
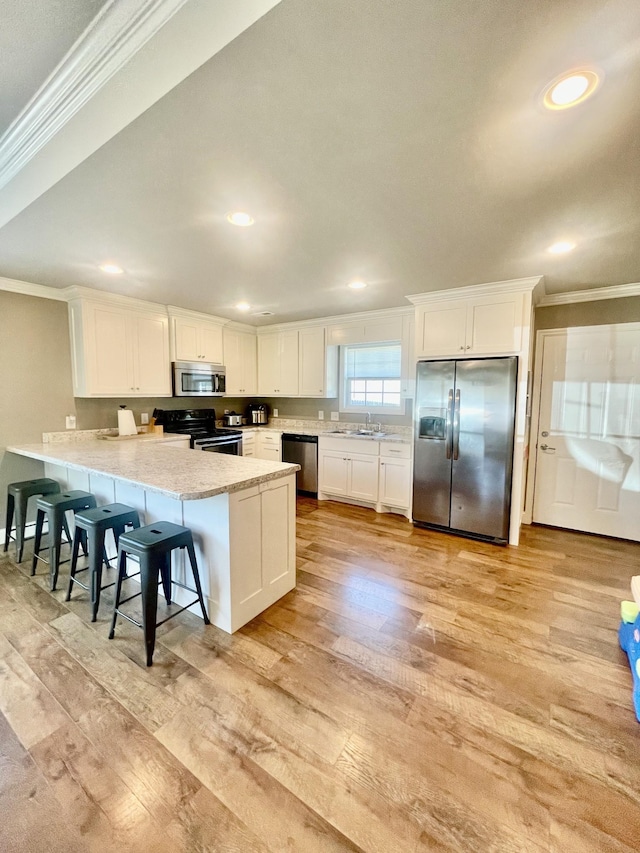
[223,326,257,396]
[168,307,225,363]
[298,327,337,398]
[408,279,541,359]
[68,295,171,397]
[258,330,299,396]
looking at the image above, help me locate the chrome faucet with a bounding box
[365,412,371,426]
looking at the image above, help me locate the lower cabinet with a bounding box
[318,437,411,517]
[241,429,256,457]
[255,430,282,461]
[378,444,412,510]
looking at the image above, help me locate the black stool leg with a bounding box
[65,527,83,601]
[3,492,13,553]
[89,527,105,623]
[31,509,45,576]
[140,554,159,667]
[186,541,210,624]
[109,547,128,640]
[160,552,172,605]
[49,509,65,591]
[14,493,28,563]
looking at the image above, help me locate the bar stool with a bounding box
[4,478,64,562]
[32,491,96,591]
[66,503,141,622]
[109,521,210,666]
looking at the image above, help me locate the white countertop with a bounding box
[8,441,299,501]
[241,423,411,443]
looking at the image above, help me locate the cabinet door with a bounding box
[278,331,299,395]
[379,457,411,508]
[299,327,326,397]
[224,328,257,394]
[199,323,223,363]
[348,453,379,501]
[417,302,467,357]
[91,305,133,395]
[257,335,280,394]
[174,318,200,361]
[466,293,523,354]
[133,313,171,395]
[319,450,349,495]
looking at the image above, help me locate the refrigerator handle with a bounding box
[445,389,454,459]
[453,388,461,460]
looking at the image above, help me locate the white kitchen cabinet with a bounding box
[171,315,224,363]
[257,331,299,395]
[241,429,256,457]
[378,443,412,510]
[68,298,171,397]
[298,326,337,397]
[318,437,379,503]
[255,430,281,461]
[223,327,257,395]
[415,291,524,358]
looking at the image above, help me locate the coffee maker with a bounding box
[246,402,270,425]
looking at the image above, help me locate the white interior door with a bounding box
[533,324,640,540]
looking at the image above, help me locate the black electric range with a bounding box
[152,408,243,455]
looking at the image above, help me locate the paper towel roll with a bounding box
[117,408,137,436]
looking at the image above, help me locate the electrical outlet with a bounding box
[318,411,324,420]
[65,415,76,430]
[330,412,339,421]
[140,412,149,425]
[224,409,230,414]
[273,408,279,417]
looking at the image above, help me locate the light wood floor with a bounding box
[1,499,639,852]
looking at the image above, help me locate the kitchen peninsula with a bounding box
[8,441,299,632]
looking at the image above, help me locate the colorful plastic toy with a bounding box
[619,581,640,723]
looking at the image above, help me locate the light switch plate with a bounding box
[140,412,149,425]
[273,408,279,417]
[65,415,76,430]
[318,411,324,420]
[330,412,339,421]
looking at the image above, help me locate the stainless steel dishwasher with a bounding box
[281,433,318,496]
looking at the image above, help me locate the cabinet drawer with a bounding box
[258,432,281,445]
[380,442,411,459]
[319,437,380,455]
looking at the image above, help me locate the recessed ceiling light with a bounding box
[99,263,123,275]
[543,70,599,110]
[236,301,250,311]
[226,211,255,227]
[348,279,367,290]
[548,241,576,254]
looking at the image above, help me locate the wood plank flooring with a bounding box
[1,498,639,852]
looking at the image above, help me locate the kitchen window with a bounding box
[340,342,403,414]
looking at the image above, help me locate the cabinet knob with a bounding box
[466,345,471,350]
[459,346,464,351]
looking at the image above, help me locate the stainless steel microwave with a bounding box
[172,361,226,397]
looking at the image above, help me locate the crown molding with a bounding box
[167,305,230,326]
[0,275,67,301]
[406,276,545,306]
[537,282,640,307]
[0,0,188,190]
[256,304,413,334]
[64,285,168,314]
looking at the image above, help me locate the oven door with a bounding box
[195,436,242,455]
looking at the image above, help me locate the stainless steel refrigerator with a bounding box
[413,357,517,543]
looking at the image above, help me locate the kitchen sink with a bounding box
[326,429,389,437]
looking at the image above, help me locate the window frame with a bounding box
[338,341,405,415]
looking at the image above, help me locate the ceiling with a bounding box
[0,0,639,325]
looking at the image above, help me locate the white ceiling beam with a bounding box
[0,0,282,230]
